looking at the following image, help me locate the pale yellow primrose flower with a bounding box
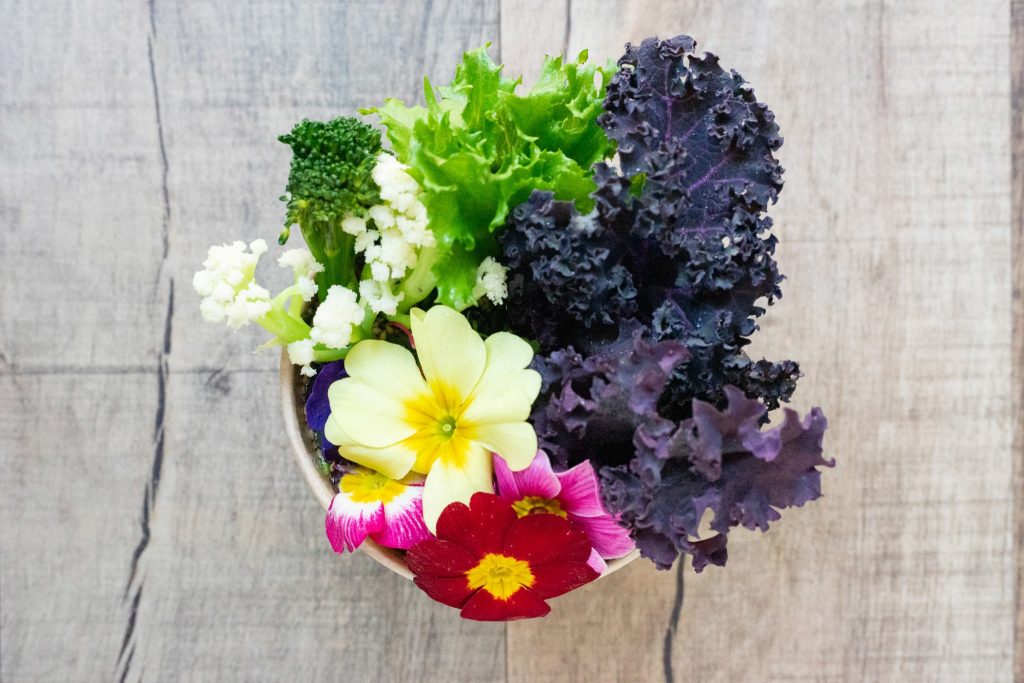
[324,305,542,532]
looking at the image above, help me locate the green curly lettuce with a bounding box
[364,46,614,310]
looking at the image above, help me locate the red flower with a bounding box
[406,492,600,620]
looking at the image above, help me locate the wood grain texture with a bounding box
[1012,0,1024,678]
[0,0,1018,681]
[502,1,1015,681]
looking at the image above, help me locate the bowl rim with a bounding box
[279,349,639,580]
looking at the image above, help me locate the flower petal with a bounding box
[373,486,432,550]
[328,378,418,448]
[554,460,609,518]
[343,339,428,401]
[410,306,486,409]
[325,493,384,553]
[323,418,417,479]
[472,422,538,471]
[460,333,541,425]
[586,548,608,575]
[421,444,494,533]
[569,513,637,559]
[529,560,600,599]
[495,450,560,501]
[413,576,475,609]
[492,451,522,501]
[434,492,517,558]
[406,539,478,578]
[459,586,550,621]
[504,513,592,566]
[304,360,346,432]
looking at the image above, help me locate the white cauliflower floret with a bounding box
[294,276,318,302]
[310,285,365,349]
[378,228,418,277]
[193,239,270,326]
[277,249,324,278]
[368,204,395,229]
[354,229,379,255]
[226,282,272,329]
[359,279,404,317]
[287,339,316,377]
[370,260,391,282]
[472,257,508,305]
[341,215,368,237]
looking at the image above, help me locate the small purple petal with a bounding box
[305,360,347,433]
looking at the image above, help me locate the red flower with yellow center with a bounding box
[406,493,600,620]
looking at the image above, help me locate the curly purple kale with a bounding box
[495,35,829,570]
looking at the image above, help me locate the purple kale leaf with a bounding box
[599,386,832,570]
[531,321,688,471]
[500,185,638,348]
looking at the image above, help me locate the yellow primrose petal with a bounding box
[460,332,541,425]
[421,442,492,532]
[329,379,418,448]
[410,305,486,410]
[343,339,429,402]
[324,417,417,479]
[471,422,538,471]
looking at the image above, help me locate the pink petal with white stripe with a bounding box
[374,485,432,549]
[325,493,385,553]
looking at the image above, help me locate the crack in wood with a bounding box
[662,563,685,683]
[115,280,173,681]
[146,30,170,261]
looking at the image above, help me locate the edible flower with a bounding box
[325,305,541,531]
[325,467,430,553]
[406,493,599,620]
[494,451,635,571]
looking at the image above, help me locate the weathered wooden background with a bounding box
[1,0,1020,681]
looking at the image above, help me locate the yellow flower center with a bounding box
[465,553,535,600]
[339,468,407,504]
[402,381,479,474]
[511,495,567,518]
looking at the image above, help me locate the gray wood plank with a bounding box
[1012,0,1023,677]
[0,373,158,680]
[503,1,1015,681]
[0,0,169,372]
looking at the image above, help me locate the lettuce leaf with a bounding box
[365,46,613,309]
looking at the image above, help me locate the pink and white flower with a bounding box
[325,467,431,553]
[493,451,636,574]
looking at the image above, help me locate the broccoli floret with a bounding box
[279,117,383,299]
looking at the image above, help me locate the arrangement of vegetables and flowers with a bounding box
[194,34,833,621]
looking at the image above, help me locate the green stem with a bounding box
[313,347,349,362]
[397,246,438,313]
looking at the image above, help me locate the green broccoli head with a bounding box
[279,117,383,296]
[279,117,383,234]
